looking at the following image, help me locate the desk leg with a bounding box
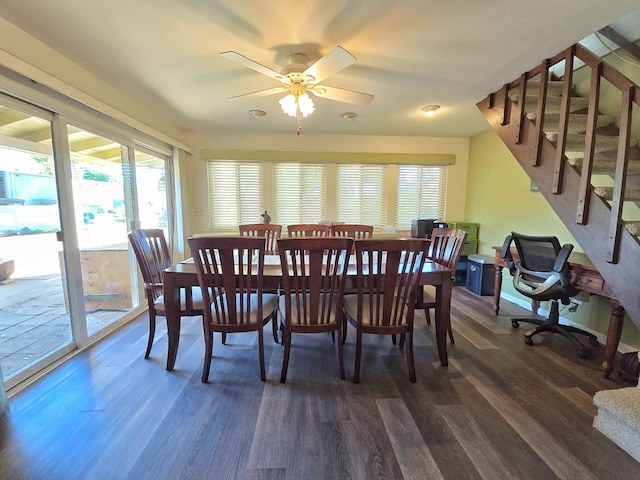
[494,265,503,315]
[602,300,625,379]
[164,279,182,371]
[435,275,452,367]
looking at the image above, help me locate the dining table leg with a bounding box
[163,275,181,371]
[434,273,452,366]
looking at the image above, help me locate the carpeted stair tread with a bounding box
[625,222,640,236]
[593,382,640,462]
[546,132,637,153]
[594,386,640,431]
[593,187,640,201]
[527,112,614,133]
[509,94,589,114]
[567,157,640,175]
[526,79,566,97]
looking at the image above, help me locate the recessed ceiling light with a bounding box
[249,109,266,118]
[340,112,358,120]
[421,105,440,116]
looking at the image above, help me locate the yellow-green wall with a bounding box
[467,129,640,349]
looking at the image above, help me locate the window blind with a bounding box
[396,165,448,229]
[207,159,448,231]
[274,162,326,225]
[336,164,387,226]
[207,162,262,228]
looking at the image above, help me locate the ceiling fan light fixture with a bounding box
[421,105,440,116]
[279,92,315,118]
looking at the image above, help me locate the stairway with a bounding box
[477,43,640,461]
[476,44,640,327]
[593,352,640,462]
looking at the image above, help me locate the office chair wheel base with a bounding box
[590,337,600,347]
[524,336,533,346]
[512,320,520,329]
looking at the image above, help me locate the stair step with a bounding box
[567,157,640,175]
[594,187,640,201]
[509,94,590,114]
[527,79,565,96]
[625,222,640,236]
[593,386,640,462]
[546,133,637,153]
[527,113,614,133]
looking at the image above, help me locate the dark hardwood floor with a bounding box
[1,287,639,479]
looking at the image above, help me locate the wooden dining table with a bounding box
[162,255,453,371]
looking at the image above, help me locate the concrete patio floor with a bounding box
[0,274,123,379]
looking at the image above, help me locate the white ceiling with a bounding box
[1,1,639,138]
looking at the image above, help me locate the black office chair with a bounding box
[501,232,599,358]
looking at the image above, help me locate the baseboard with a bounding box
[500,292,637,354]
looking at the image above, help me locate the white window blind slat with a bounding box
[274,163,326,225]
[336,164,387,226]
[207,162,262,228]
[396,165,447,228]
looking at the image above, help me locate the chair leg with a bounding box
[341,317,348,345]
[448,323,455,344]
[258,327,266,381]
[221,332,227,344]
[280,328,292,383]
[405,329,416,383]
[353,329,363,384]
[201,328,213,383]
[145,311,156,359]
[335,325,345,380]
[271,311,279,344]
[425,307,431,325]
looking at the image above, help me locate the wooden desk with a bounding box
[492,247,624,378]
[163,256,453,371]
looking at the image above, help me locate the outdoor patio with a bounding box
[0,273,124,379]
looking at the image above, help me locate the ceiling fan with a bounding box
[220,46,374,133]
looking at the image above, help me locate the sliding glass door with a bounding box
[0,95,176,390]
[0,97,73,385]
[66,125,143,336]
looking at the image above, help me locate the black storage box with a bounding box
[411,218,448,238]
[466,254,495,296]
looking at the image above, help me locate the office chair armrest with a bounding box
[552,244,573,272]
[500,235,515,274]
[552,243,574,289]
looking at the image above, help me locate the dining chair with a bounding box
[330,223,374,243]
[343,238,427,383]
[286,223,331,237]
[128,229,204,359]
[276,236,354,383]
[419,227,468,343]
[188,236,279,382]
[239,223,282,254]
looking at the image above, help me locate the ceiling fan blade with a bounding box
[220,51,286,82]
[303,46,356,84]
[310,85,374,106]
[228,86,289,101]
